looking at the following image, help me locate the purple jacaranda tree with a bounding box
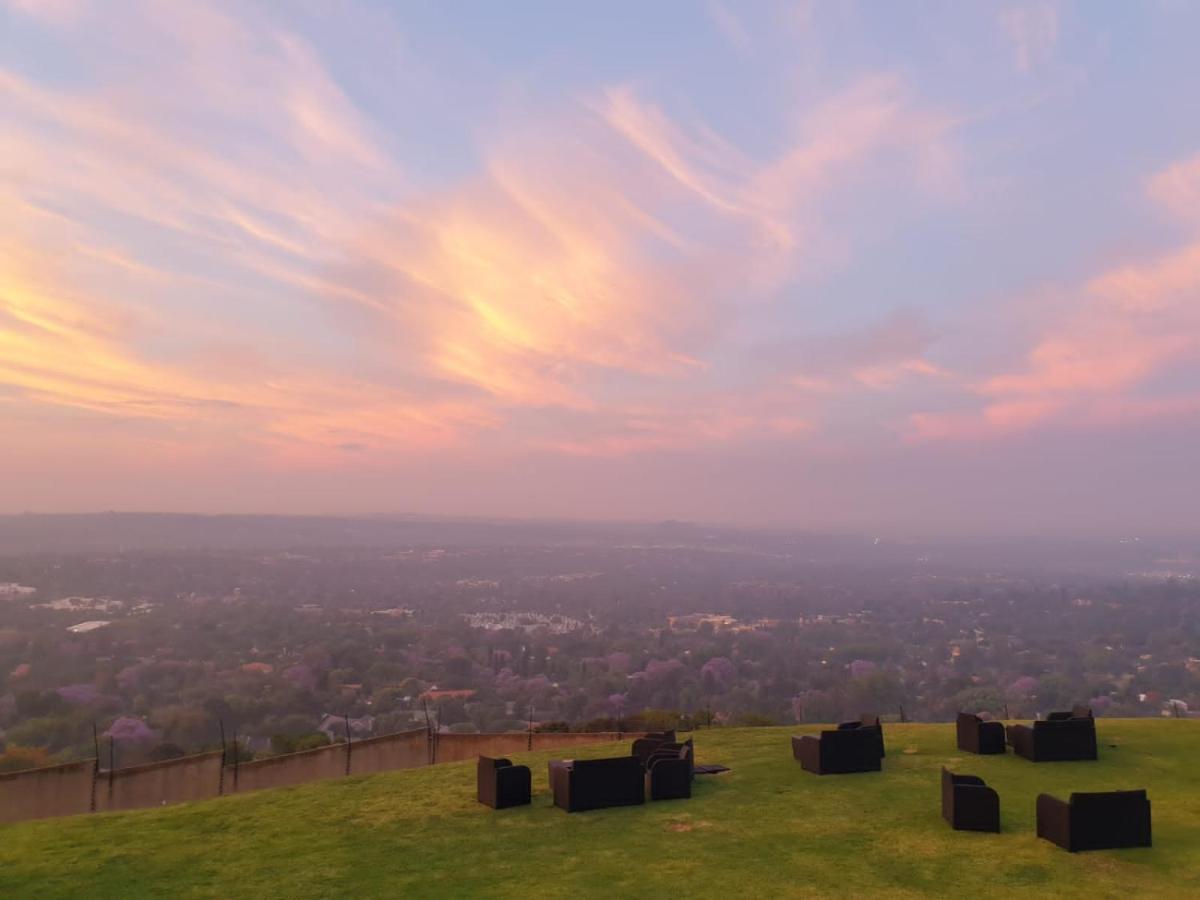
[605,652,632,674]
[643,659,685,683]
[1089,695,1112,713]
[849,659,877,679]
[104,716,159,743]
[1008,676,1038,697]
[700,657,737,693]
[493,668,520,697]
[56,684,100,705]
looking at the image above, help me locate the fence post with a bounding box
[433,704,441,764]
[344,714,353,776]
[218,719,226,796]
[423,700,434,765]
[107,736,115,803]
[90,722,100,813]
[527,704,534,751]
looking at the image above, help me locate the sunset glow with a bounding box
[3,1,1199,534]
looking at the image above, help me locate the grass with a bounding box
[1,720,1198,899]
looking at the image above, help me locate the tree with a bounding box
[1034,674,1077,713]
[0,745,52,773]
[846,671,904,716]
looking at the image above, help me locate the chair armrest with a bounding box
[645,749,676,768]
[648,756,689,777]
[1036,794,1071,849]
[790,735,806,760]
[548,760,571,807]
[793,734,820,769]
[1007,724,1033,757]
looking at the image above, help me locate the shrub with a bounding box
[148,742,187,761]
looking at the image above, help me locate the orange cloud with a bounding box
[332,77,958,430]
[2,2,962,475]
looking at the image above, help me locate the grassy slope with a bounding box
[1,721,1197,899]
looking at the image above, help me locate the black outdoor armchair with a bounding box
[837,713,885,758]
[792,728,883,775]
[548,756,645,812]
[956,712,1006,755]
[644,738,694,775]
[1007,708,1097,761]
[476,756,531,809]
[1037,790,1151,852]
[645,744,692,801]
[941,767,1000,832]
[632,731,678,767]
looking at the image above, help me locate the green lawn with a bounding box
[2,720,1197,899]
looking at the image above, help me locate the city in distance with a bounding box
[1,513,1196,773]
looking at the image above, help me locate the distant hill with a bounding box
[1,514,1197,577]
[0,512,741,554]
[1,721,1195,898]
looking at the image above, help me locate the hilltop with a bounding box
[1,721,1197,899]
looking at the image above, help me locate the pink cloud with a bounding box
[910,152,1200,443]
[1147,153,1200,227]
[2,3,963,479]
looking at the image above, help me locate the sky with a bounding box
[2,0,1200,537]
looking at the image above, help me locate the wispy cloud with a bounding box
[2,0,960,472]
[998,2,1060,73]
[706,0,752,53]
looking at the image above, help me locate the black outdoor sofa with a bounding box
[1037,789,1152,851]
[1006,706,1098,762]
[548,755,645,812]
[792,726,883,775]
[956,712,1006,755]
[941,767,1000,832]
[476,756,531,809]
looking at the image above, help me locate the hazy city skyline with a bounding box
[3,1,1199,536]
